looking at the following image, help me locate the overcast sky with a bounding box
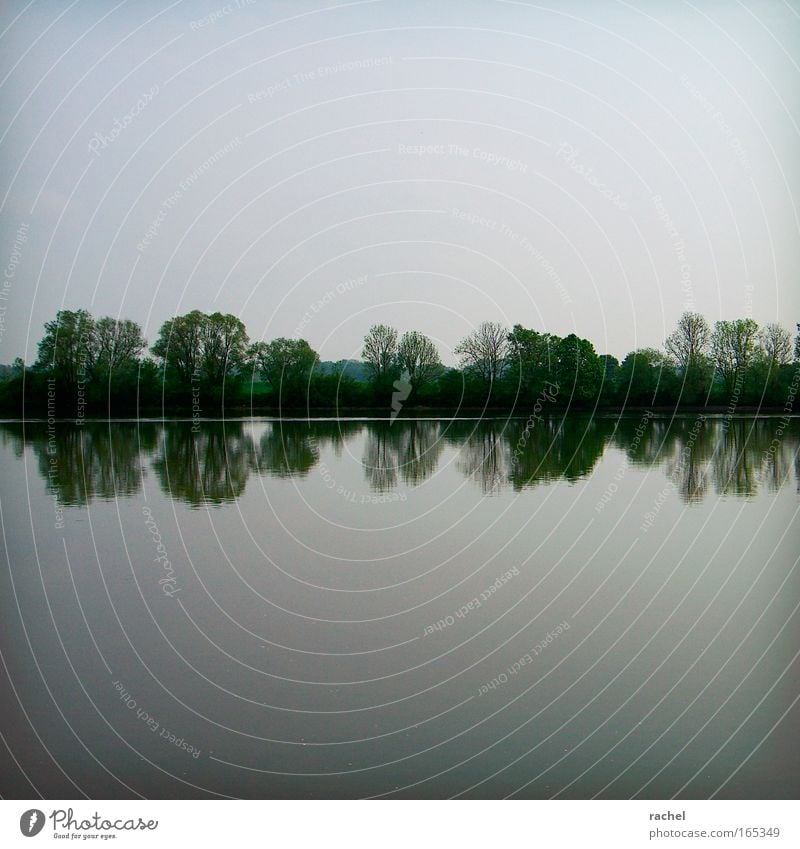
[1,0,798,365]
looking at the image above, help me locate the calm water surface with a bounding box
[1,415,798,798]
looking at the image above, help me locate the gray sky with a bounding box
[1,0,798,365]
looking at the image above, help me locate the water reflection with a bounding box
[1,415,797,506]
[362,421,444,490]
[151,423,254,506]
[612,416,799,501]
[446,420,507,494]
[255,422,319,479]
[0,422,157,505]
[445,416,612,493]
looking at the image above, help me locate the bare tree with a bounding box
[396,330,441,391]
[758,323,793,367]
[453,321,509,386]
[664,311,710,370]
[361,324,398,381]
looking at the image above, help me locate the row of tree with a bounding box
[0,308,797,415]
[359,314,798,408]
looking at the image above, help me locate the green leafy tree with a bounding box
[151,311,248,398]
[599,354,619,380]
[711,318,759,396]
[750,323,792,402]
[616,348,673,405]
[249,337,319,404]
[506,325,559,401]
[554,334,602,404]
[35,309,96,392]
[151,310,206,384]
[598,354,620,402]
[93,317,146,372]
[200,312,249,386]
[396,331,441,396]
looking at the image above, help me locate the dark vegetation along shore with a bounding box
[0,308,798,418]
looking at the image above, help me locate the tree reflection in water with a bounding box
[2,415,797,506]
[362,420,444,490]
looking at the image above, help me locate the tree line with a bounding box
[0,307,797,416]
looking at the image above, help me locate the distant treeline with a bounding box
[0,308,798,417]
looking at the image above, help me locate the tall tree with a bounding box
[555,333,603,404]
[758,323,792,368]
[665,312,710,370]
[663,313,714,404]
[93,317,146,372]
[250,337,319,401]
[711,318,759,395]
[454,321,509,387]
[361,324,398,381]
[396,331,441,392]
[35,309,96,391]
[200,312,249,385]
[151,310,206,384]
[617,348,672,404]
[506,325,559,400]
